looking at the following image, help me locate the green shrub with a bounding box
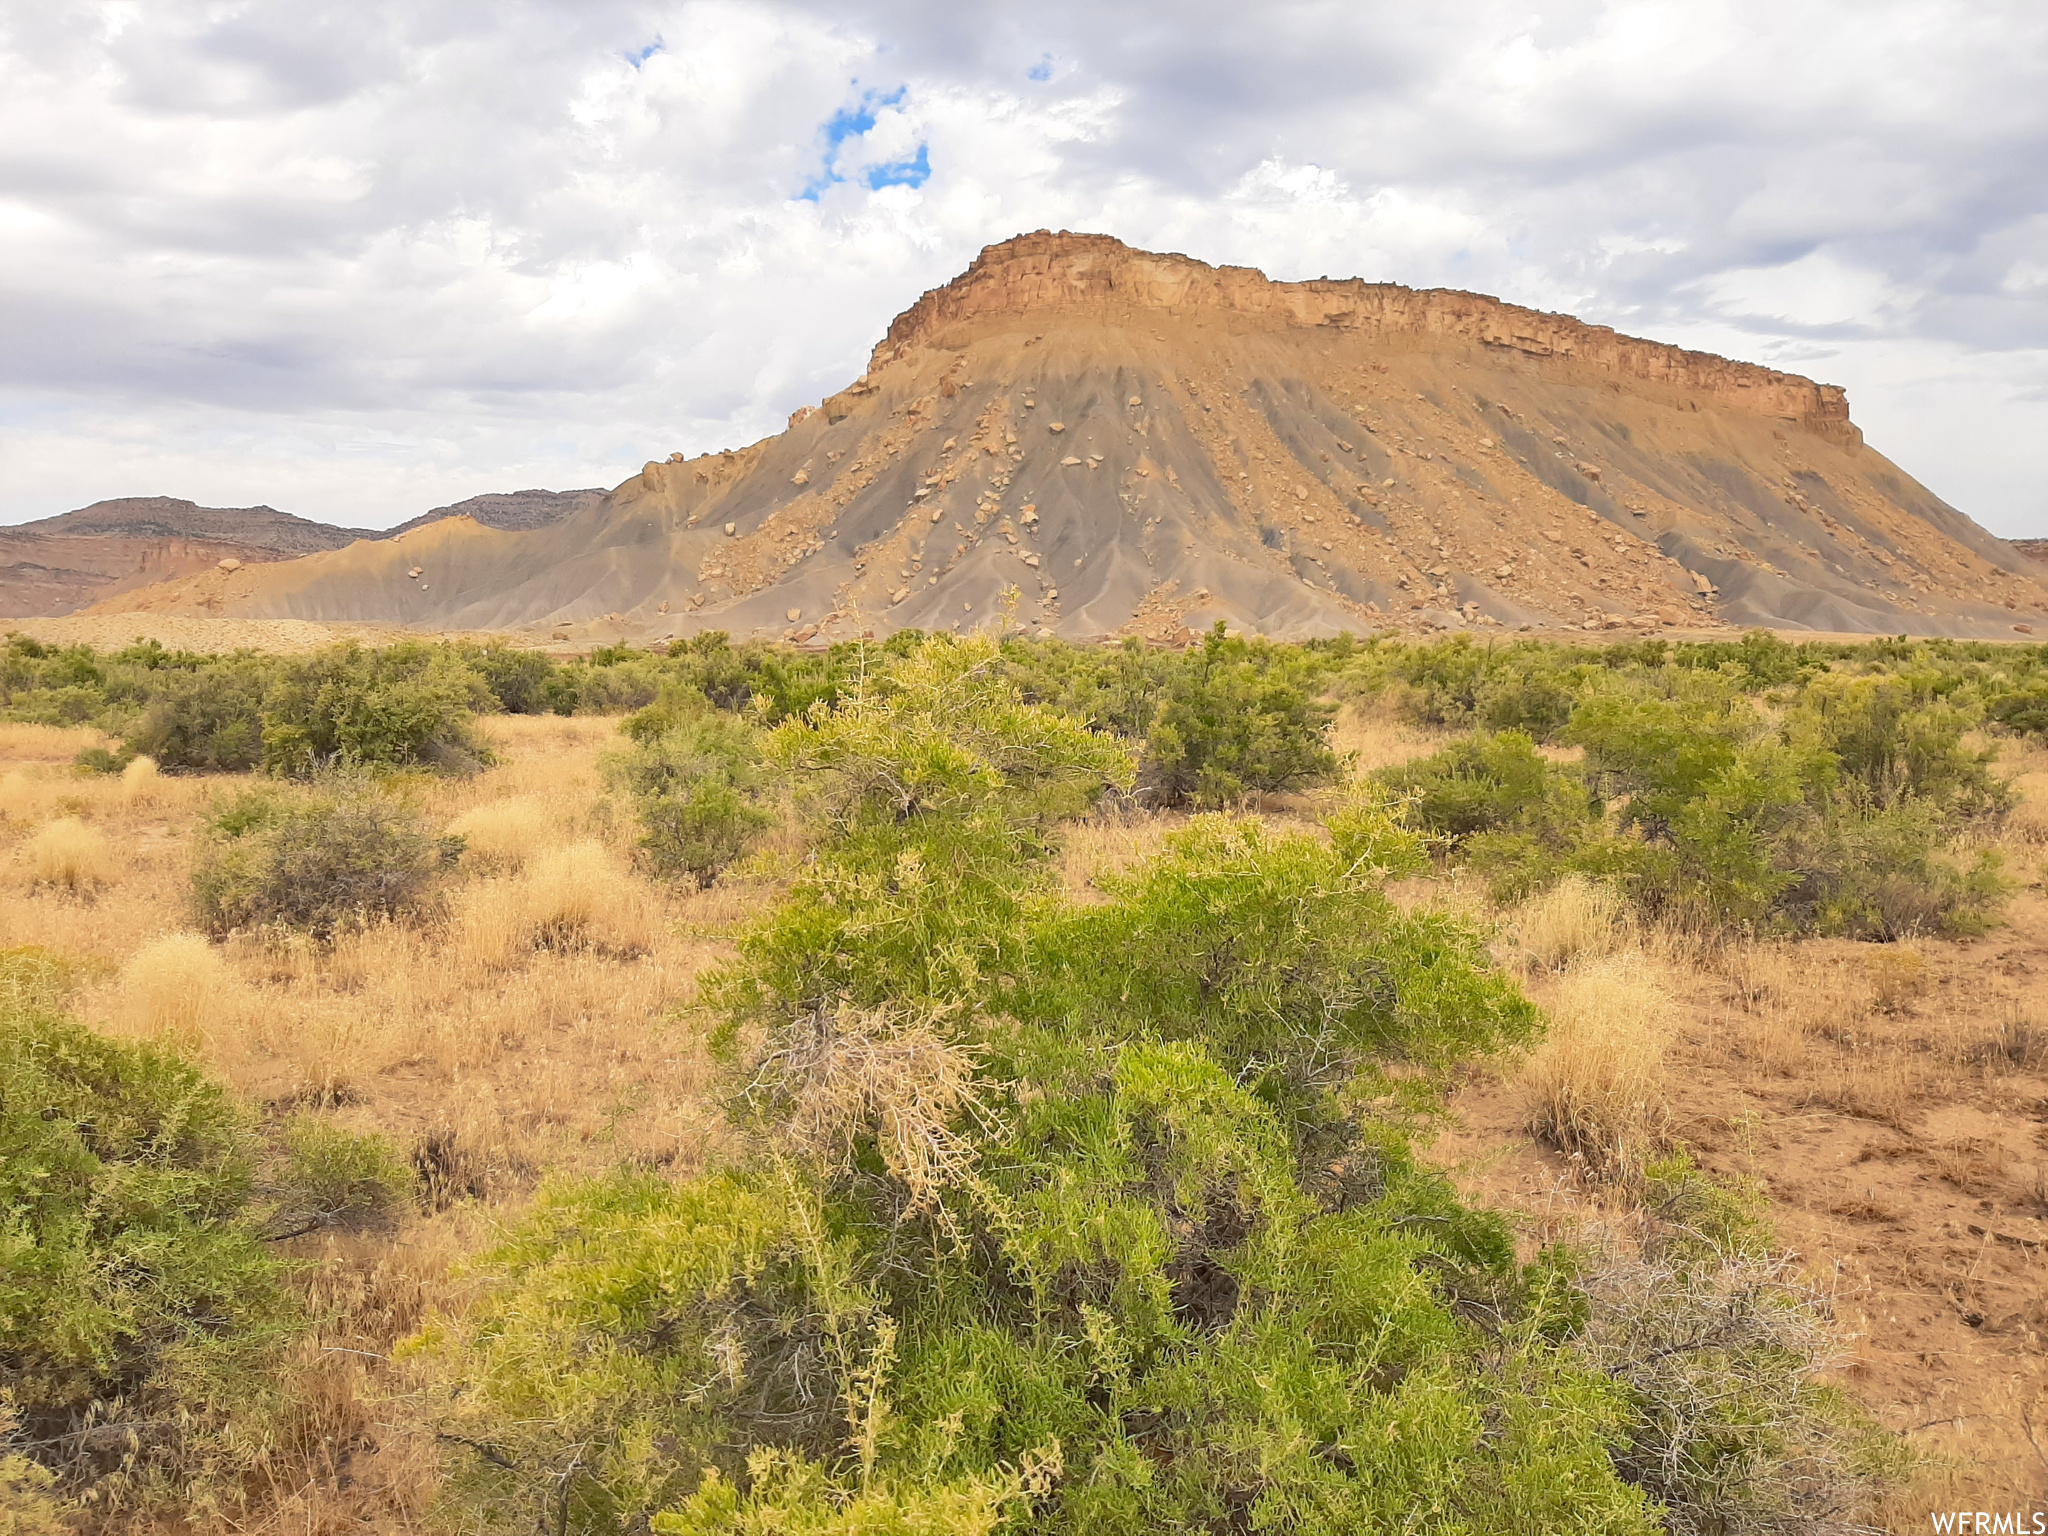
[1787,673,2004,819]
[1378,730,1592,842]
[1031,811,1541,1082]
[1375,732,1601,901]
[463,639,563,714]
[1364,635,1581,741]
[270,1116,410,1232]
[1140,624,1337,807]
[191,785,449,939]
[257,642,493,776]
[71,744,134,775]
[0,954,293,1502]
[604,708,773,886]
[421,639,1687,1536]
[1773,800,2009,940]
[713,634,1133,1021]
[1985,681,2048,741]
[125,654,278,770]
[0,1397,65,1536]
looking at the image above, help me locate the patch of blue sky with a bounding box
[798,85,927,201]
[1028,55,1053,81]
[864,143,929,191]
[624,38,663,68]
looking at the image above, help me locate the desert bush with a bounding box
[71,742,133,775]
[257,641,493,776]
[462,638,564,714]
[0,954,295,1509]
[423,640,1676,1536]
[122,653,278,770]
[1984,680,2048,741]
[270,1117,410,1233]
[1773,800,2010,940]
[1575,1169,1890,1535]
[1379,729,1594,842]
[1377,730,1600,900]
[1363,634,1583,741]
[415,1167,875,1533]
[1787,673,2005,819]
[717,634,1132,1020]
[1523,956,1673,1179]
[1139,623,1338,806]
[0,1398,64,1536]
[119,931,230,1045]
[191,785,448,939]
[21,817,115,892]
[1032,811,1539,1087]
[605,709,772,886]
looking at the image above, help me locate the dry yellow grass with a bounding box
[118,931,231,1047]
[453,839,660,970]
[446,794,554,871]
[0,721,108,764]
[2004,768,2048,845]
[1523,954,1674,1179]
[1056,809,1180,902]
[7,707,730,1189]
[21,816,117,890]
[1327,702,1445,774]
[118,753,161,804]
[1511,874,1627,972]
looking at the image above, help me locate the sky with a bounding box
[2,0,2044,536]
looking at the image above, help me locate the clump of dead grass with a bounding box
[1524,954,1673,1179]
[1862,946,1928,1014]
[119,931,231,1047]
[1327,703,1444,774]
[1809,1049,1927,1131]
[2001,768,2048,845]
[21,816,116,891]
[446,795,554,873]
[119,753,161,804]
[453,840,658,967]
[1512,874,1627,972]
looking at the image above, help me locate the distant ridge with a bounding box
[386,488,607,538]
[1,489,599,619]
[80,233,2048,641]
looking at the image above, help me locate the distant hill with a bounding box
[91,232,2048,643]
[0,489,600,619]
[386,488,607,538]
[2015,539,2048,566]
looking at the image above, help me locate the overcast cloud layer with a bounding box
[2,0,2044,535]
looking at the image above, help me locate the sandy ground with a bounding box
[1430,911,2048,1525]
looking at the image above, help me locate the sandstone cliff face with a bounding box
[876,233,1857,443]
[90,234,2048,644]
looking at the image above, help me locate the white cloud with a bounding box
[0,0,2043,536]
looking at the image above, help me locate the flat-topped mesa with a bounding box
[874,230,1859,443]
